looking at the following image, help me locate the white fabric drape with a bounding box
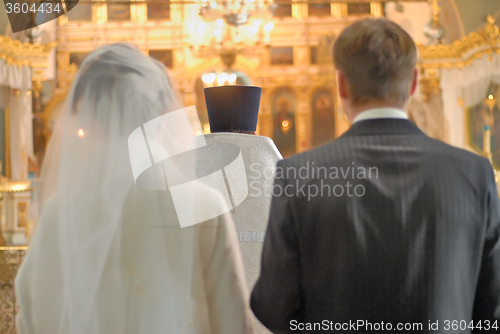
[440,53,500,148]
[0,60,33,180]
[0,60,32,90]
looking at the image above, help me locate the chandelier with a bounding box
[186,0,277,69]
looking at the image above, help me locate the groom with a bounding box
[251,18,500,333]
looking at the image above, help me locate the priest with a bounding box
[196,85,282,334]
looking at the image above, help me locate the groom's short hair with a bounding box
[333,18,417,107]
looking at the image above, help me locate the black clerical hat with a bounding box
[205,85,262,133]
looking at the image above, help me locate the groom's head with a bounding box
[333,18,418,121]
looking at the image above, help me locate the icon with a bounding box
[128,106,248,228]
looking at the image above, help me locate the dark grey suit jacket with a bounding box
[251,119,500,333]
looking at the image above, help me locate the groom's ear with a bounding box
[409,68,418,97]
[337,71,349,100]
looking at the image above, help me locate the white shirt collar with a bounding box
[352,108,408,124]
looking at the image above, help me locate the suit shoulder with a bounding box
[278,141,337,166]
[279,135,491,173]
[424,137,490,166]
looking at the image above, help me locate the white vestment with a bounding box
[197,133,282,334]
[15,184,254,334]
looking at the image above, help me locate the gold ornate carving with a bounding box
[57,52,78,90]
[272,75,294,85]
[370,2,383,17]
[131,0,148,23]
[331,3,348,18]
[0,167,31,192]
[92,0,108,24]
[17,202,28,228]
[65,36,95,43]
[32,80,43,98]
[292,0,307,19]
[270,32,298,38]
[0,35,56,76]
[430,0,441,25]
[147,34,183,41]
[107,36,135,42]
[0,247,28,333]
[419,68,440,102]
[418,15,500,68]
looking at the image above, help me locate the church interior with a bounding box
[1,0,500,332]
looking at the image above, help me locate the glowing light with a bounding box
[281,120,289,128]
[214,28,222,37]
[250,26,258,34]
[78,129,85,138]
[11,184,29,191]
[217,72,228,84]
[196,22,205,35]
[187,23,195,31]
[227,73,237,84]
[210,2,217,9]
[202,73,216,84]
[216,19,224,27]
[247,0,255,3]
[489,95,494,100]
[203,123,211,134]
[264,22,274,32]
[253,19,261,27]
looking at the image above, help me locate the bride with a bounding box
[14,43,253,334]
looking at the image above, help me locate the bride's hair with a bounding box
[69,47,181,137]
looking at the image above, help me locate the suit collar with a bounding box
[340,119,426,138]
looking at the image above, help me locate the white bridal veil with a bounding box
[15,43,252,334]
